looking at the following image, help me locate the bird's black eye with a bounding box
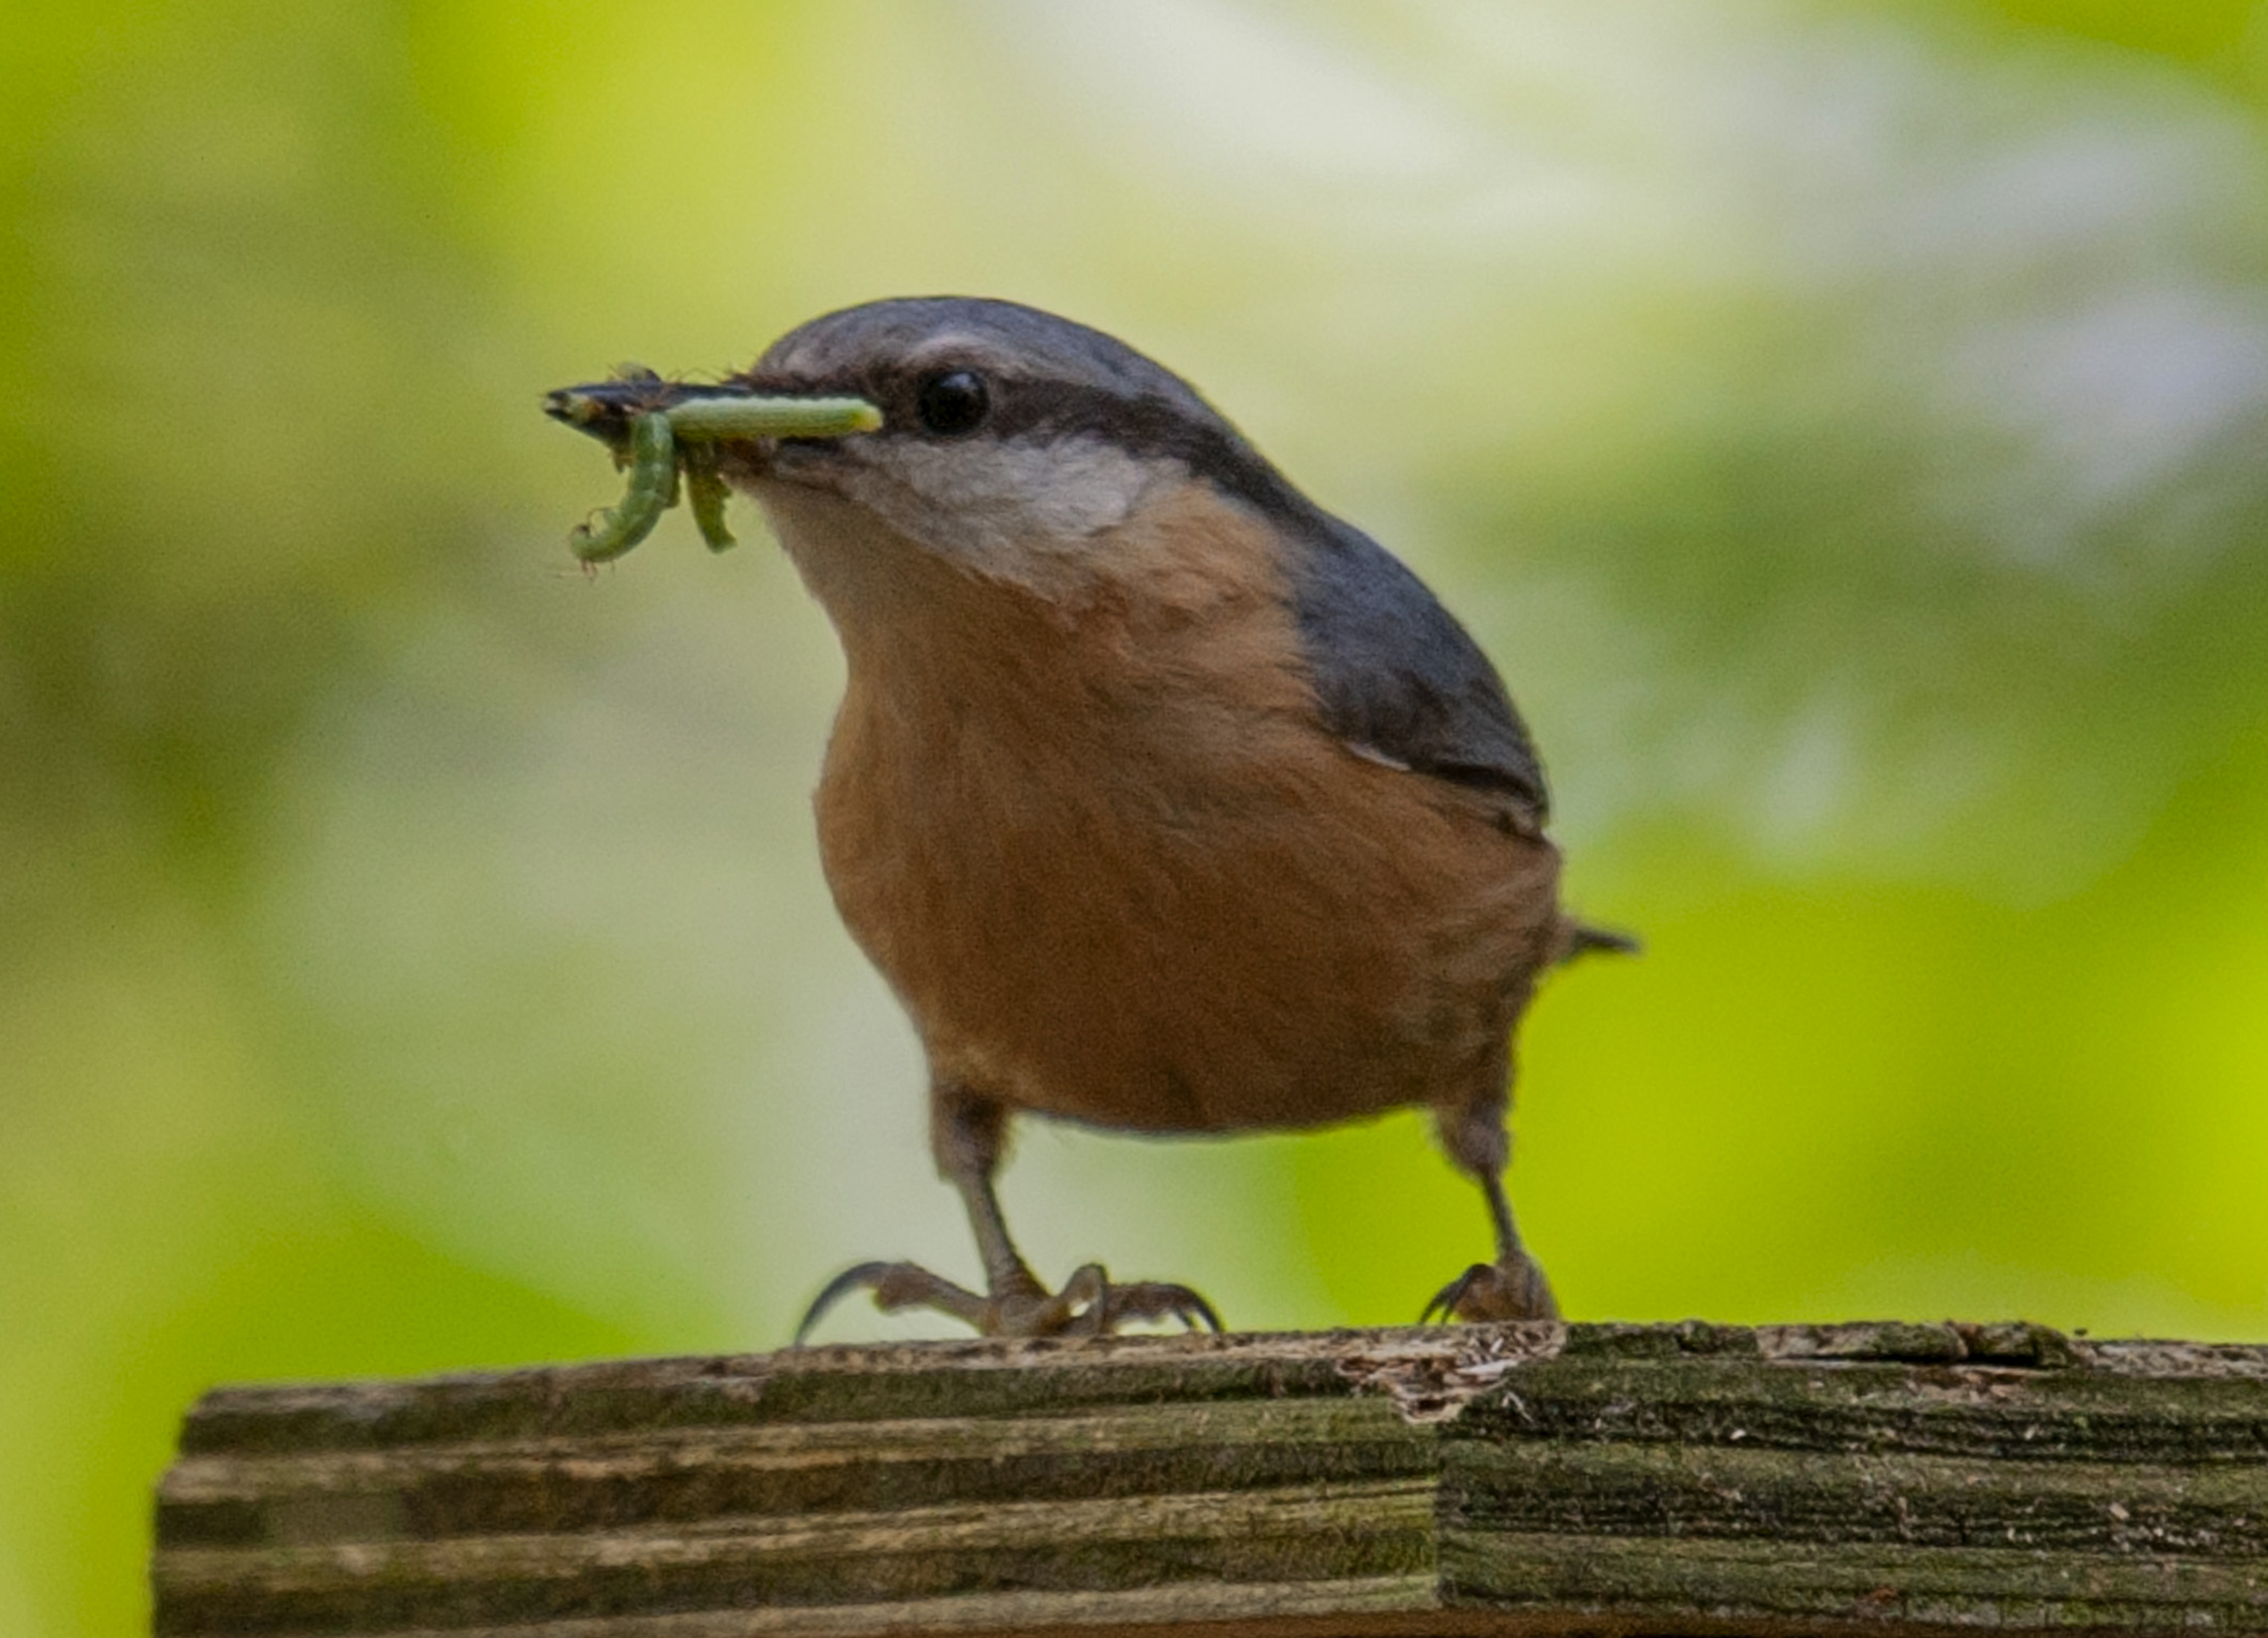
[915,370,990,436]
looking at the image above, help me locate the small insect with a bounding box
[545,366,881,564]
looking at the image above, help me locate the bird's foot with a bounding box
[1422,1250,1561,1323]
[795,1259,1222,1343]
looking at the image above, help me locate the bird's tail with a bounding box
[1553,916,1640,966]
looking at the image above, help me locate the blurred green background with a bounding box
[7,0,2268,1628]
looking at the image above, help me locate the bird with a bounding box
[544,296,1630,1340]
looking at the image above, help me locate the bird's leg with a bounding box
[794,1086,1221,1343]
[943,1090,1050,1317]
[1422,1070,1561,1323]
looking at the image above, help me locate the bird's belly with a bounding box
[817,731,1560,1133]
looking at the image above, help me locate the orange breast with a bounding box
[808,490,1562,1134]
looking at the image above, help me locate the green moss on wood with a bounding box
[154,1324,2268,1637]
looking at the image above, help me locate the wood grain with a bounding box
[153,1322,2268,1636]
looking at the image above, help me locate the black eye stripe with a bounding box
[984,380,1310,523]
[739,367,1311,528]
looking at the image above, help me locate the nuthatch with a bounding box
[545,297,1630,1339]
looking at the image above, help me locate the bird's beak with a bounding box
[544,371,882,454]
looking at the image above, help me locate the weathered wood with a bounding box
[152,1322,2268,1636]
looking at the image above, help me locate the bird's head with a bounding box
[721,297,1311,599]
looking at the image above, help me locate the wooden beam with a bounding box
[153,1321,2268,1636]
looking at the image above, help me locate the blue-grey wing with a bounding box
[1288,515,1550,826]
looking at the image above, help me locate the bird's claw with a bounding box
[1422,1251,1561,1324]
[794,1260,987,1344]
[795,1258,1223,1343]
[1079,1272,1223,1336]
